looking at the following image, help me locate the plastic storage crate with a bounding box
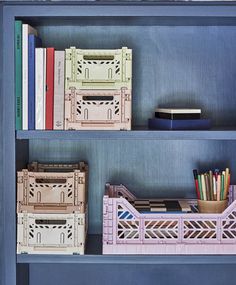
[65,47,132,90]
[64,87,131,130]
[17,162,88,213]
[17,212,87,255]
[103,184,236,255]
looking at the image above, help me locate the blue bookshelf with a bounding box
[2,1,236,285]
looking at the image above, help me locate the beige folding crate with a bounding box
[17,162,88,213]
[65,47,132,90]
[64,87,131,130]
[17,212,87,255]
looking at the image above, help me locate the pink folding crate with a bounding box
[64,87,131,130]
[103,184,236,254]
[17,162,88,214]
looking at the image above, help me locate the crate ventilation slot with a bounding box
[35,219,67,225]
[35,178,67,184]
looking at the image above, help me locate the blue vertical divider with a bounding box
[0,3,3,285]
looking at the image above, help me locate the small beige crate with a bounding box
[64,87,131,130]
[17,162,88,213]
[17,212,87,255]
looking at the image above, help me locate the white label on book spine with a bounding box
[35,48,46,130]
[53,51,65,130]
[22,24,37,130]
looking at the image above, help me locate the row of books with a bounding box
[15,21,65,130]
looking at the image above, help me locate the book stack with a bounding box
[15,21,65,130]
[148,108,211,130]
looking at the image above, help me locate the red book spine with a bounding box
[46,48,55,130]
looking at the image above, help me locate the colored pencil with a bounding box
[209,170,213,200]
[201,174,206,201]
[221,172,225,200]
[213,175,217,200]
[224,168,230,199]
[205,174,210,200]
[217,174,221,201]
[193,169,200,199]
[198,174,203,200]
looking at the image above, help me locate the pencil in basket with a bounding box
[193,168,230,201]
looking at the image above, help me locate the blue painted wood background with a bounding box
[28,22,236,234]
[36,22,236,128]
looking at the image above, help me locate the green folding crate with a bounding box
[65,46,132,90]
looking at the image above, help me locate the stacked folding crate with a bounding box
[17,162,88,255]
[64,47,132,130]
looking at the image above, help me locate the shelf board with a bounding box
[16,128,236,140]
[17,235,236,265]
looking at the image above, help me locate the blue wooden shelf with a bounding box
[16,254,236,265]
[16,235,236,265]
[16,129,236,140]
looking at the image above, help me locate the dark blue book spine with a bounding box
[148,118,211,130]
[28,35,42,130]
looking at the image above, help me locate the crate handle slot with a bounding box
[82,96,114,101]
[83,55,114,61]
[35,178,67,184]
[40,169,73,173]
[35,219,66,225]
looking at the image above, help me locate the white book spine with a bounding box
[53,51,65,130]
[35,48,46,130]
[22,24,37,130]
[43,49,46,129]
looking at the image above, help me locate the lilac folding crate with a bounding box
[103,184,236,255]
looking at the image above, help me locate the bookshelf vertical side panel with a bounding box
[0,4,3,285]
[2,7,17,285]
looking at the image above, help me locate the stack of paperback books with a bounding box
[15,21,65,130]
[148,108,211,130]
